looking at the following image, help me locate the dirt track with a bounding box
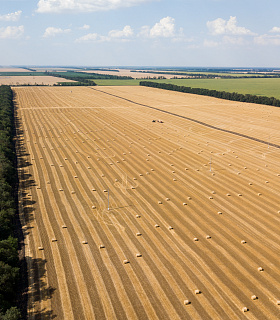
[14,86,280,319]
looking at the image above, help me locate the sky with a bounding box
[0,0,280,67]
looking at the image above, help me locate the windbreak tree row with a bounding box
[139,81,280,107]
[0,86,21,320]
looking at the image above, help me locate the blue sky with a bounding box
[0,0,280,67]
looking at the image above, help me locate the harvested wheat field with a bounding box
[0,76,74,86]
[14,86,280,320]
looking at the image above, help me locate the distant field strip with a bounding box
[15,86,280,320]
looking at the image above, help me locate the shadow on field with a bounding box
[26,257,57,320]
[15,110,57,319]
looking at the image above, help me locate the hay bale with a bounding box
[168,226,173,230]
[123,259,129,264]
[51,239,57,242]
[136,253,142,257]
[183,203,187,206]
[226,193,231,196]
[258,267,264,272]
[151,168,155,171]
[242,307,249,312]
[238,194,242,197]
[209,196,213,199]
[218,211,222,215]
[71,191,76,194]
[173,178,177,181]
[194,289,201,294]
[59,189,63,191]
[82,241,88,244]
[251,295,258,300]
[92,206,96,209]
[62,225,67,228]
[166,198,170,201]
[193,238,199,241]
[241,240,246,244]
[276,300,280,305]
[103,190,108,193]
[99,244,105,249]
[206,235,211,239]
[136,232,142,236]
[154,224,160,228]
[249,182,253,185]
[258,193,262,196]
[184,300,191,305]
[136,215,141,218]
[158,201,162,204]
[38,247,44,250]
[265,181,269,183]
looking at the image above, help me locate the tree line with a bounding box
[139,81,280,107]
[0,86,21,319]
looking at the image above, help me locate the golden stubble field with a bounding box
[0,76,74,86]
[14,86,280,320]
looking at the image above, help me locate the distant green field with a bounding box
[0,72,46,76]
[95,78,280,99]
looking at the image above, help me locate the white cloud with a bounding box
[140,16,176,38]
[76,32,99,42]
[43,27,71,37]
[269,27,280,33]
[109,25,133,38]
[76,25,133,42]
[79,24,90,30]
[207,16,255,36]
[0,11,22,22]
[37,0,154,13]
[254,34,280,46]
[0,25,24,39]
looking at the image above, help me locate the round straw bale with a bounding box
[242,307,249,312]
[217,211,222,215]
[82,241,88,244]
[136,253,142,257]
[158,201,162,204]
[51,239,57,242]
[136,232,142,236]
[123,259,129,264]
[71,191,75,194]
[276,300,280,305]
[136,215,141,218]
[173,178,177,181]
[193,238,199,241]
[184,300,191,305]
[194,289,201,294]
[258,193,262,196]
[62,225,67,228]
[38,247,44,250]
[251,295,258,300]
[206,235,211,239]
[155,224,160,228]
[183,203,187,206]
[241,240,246,244]
[209,196,213,199]
[99,244,105,249]
[166,198,170,201]
[258,267,264,272]
[92,206,96,209]
[168,226,173,230]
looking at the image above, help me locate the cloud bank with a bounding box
[37,0,154,13]
[0,11,22,22]
[207,16,255,36]
[43,27,71,37]
[0,25,24,39]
